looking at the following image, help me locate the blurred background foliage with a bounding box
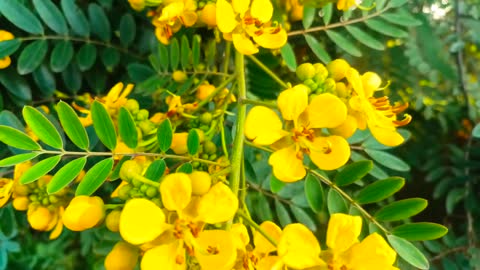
[0,0,480,269]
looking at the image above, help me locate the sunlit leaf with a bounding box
[23,106,63,149]
[57,101,89,150]
[47,157,87,194]
[76,158,114,196]
[91,100,117,150]
[20,155,62,184]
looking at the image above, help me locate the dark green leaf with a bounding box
[303,7,316,29]
[76,44,97,71]
[127,63,155,83]
[356,177,405,204]
[392,223,448,241]
[61,0,90,37]
[157,43,169,71]
[290,205,316,231]
[76,158,114,196]
[305,174,324,213]
[176,163,193,174]
[91,100,117,150]
[33,64,56,97]
[327,188,348,214]
[157,119,173,152]
[101,48,120,69]
[20,155,62,184]
[0,39,22,58]
[119,13,136,47]
[326,30,362,57]
[33,0,68,35]
[88,3,111,41]
[387,235,429,269]
[0,0,44,34]
[375,198,428,221]
[23,106,63,149]
[205,40,216,68]
[47,157,87,194]
[144,159,166,182]
[0,153,39,167]
[192,35,201,68]
[17,40,48,75]
[180,35,191,70]
[118,107,138,149]
[446,188,464,215]
[345,26,385,50]
[334,160,373,186]
[170,38,180,70]
[57,101,89,150]
[50,41,74,72]
[274,200,292,227]
[0,70,32,105]
[187,129,200,155]
[365,149,410,171]
[0,126,41,151]
[305,34,331,63]
[270,175,285,193]
[280,43,297,71]
[365,19,409,38]
[62,63,82,93]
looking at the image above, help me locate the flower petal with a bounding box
[368,120,404,147]
[326,213,362,254]
[252,27,287,49]
[329,114,358,139]
[216,0,238,33]
[268,145,306,182]
[232,0,250,16]
[160,173,192,212]
[345,233,397,270]
[232,33,259,55]
[197,182,238,223]
[254,221,282,255]
[141,241,186,270]
[251,0,273,22]
[195,230,237,270]
[362,72,382,98]
[308,93,347,128]
[277,84,309,121]
[346,68,366,97]
[245,106,288,145]
[309,135,350,171]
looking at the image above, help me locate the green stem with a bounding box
[242,98,277,109]
[104,204,124,210]
[237,210,278,247]
[193,74,237,112]
[247,55,289,89]
[132,174,160,188]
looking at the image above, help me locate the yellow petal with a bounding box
[197,182,238,224]
[245,106,288,145]
[257,256,283,270]
[368,121,404,147]
[0,57,11,69]
[49,207,64,240]
[195,230,237,270]
[105,241,139,270]
[171,133,189,154]
[141,241,186,270]
[268,145,306,182]
[231,223,250,250]
[0,30,14,41]
[14,161,32,180]
[277,84,309,121]
[216,0,238,33]
[346,68,366,97]
[345,233,397,270]
[63,196,105,231]
[326,214,362,254]
[277,223,325,269]
[254,221,282,255]
[119,198,167,245]
[362,72,382,98]
[160,173,192,212]
[328,114,358,139]
[308,93,347,128]
[309,136,350,171]
[336,0,356,11]
[181,11,198,27]
[232,0,250,16]
[232,33,259,55]
[0,178,14,207]
[253,27,288,49]
[251,0,273,22]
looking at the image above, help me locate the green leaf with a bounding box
[157,43,169,71]
[205,40,216,68]
[91,100,117,150]
[392,223,448,241]
[326,30,362,57]
[345,26,385,50]
[88,3,111,42]
[50,41,74,72]
[446,188,464,215]
[33,0,68,35]
[23,106,63,149]
[380,12,422,27]
[365,19,409,38]
[157,119,173,152]
[388,0,408,8]
[0,0,44,34]
[192,35,201,68]
[356,177,405,204]
[20,155,62,184]
[472,123,480,138]
[322,4,333,25]
[187,129,200,155]
[387,235,429,269]
[365,149,410,171]
[176,163,193,174]
[118,107,138,149]
[61,0,90,37]
[280,43,297,71]
[275,200,292,227]
[17,40,48,75]
[76,158,114,196]
[303,6,316,29]
[47,157,87,194]
[305,34,331,63]
[33,64,56,97]
[305,174,324,213]
[270,175,285,193]
[334,160,373,186]
[375,198,428,221]
[0,126,41,150]
[109,156,131,181]
[119,13,136,47]
[144,159,166,182]
[62,63,82,93]
[0,39,22,58]
[76,44,97,71]
[327,188,348,214]
[57,101,89,150]
[101,48,120,69]
[290,205,316,231]
[0,70,32,105]
[170,38,180,71]
[0,153,39,167]
[180,36,191,70]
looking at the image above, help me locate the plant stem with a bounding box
[193,74,237,112]
[247,55,289,89]
[242,98,277,109]
[237,210,278,246]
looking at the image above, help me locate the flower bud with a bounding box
[63,196,105,231]
[188,171,212,195]
[196,84,215,100]
[200,3,217,27]
[172,70,187,83]
[125,99,140,115]
[199,112,213,125]
[296,63,316,81]
[327,59,350,81]
[104,241,139,270]
[106,210,122,232]
[203,140,217,155]
[170,133,189,154]
[13,196,29,211]
[119,160,143,182]
[27,206,54,231]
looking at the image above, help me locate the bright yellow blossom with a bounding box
[0,30,14,69]
[152,0,198,44]
[245,84,350,182]
[216,0,288,55]
[63,196,105,231]
[337,0,356,11]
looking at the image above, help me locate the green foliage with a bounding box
[76,158,114,196]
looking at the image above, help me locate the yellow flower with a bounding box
[195,230,237,270]
[196,182,238,224]
[0,30,14,69]
[216,0,287,54]
[153,0,198,44]
[245,84,350,182]
[160,173,192,212]
[324,213,398,270]
[105,241,139,270]
[63,196,105,231]
[346,68,411,147]
[0,178,14,208]
[141,240,186,270]
[337,0,356,11]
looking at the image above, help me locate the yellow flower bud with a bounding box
[104,241,139,270]
[171,133,189,154]
[327,59,351,81]
[119,160,143,182]
[160,173,192,211]
[14,184,30,196]
[106,210,122,232]
[13,196,29,211]
[172,70,187,83]
[296,63,316,81]
[188,171,212,195]
[63,196,105,231]
[27,206,54,231]
[196,84,215,100]
[200,3,217,27]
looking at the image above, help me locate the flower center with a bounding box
[368,96,411,126]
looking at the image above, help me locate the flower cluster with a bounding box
[0,30,14,69]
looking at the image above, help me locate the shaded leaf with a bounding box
[88,3,111,41]
[57,101,89,150]
[157,119,173,152]
[375,198,428,221]
[76,158,114,196]
[274,200,292,227]
[356,177,405,204]
[20,155,62,184]
[76,44,97,71]
[392,223,448,241]
[91,100,117,150]
[180,35,191,69]
[280,43,297,71]
[305,34,331,63]
[144,159,166,182]
[33,0,68,35]
[305,174,324,213]
[387,235,429,269]
[119,13,136,47]
[50,41,74,72]
[0,0,44,34]
[17,40,48,75]
[326,30,362,57]
[0,70,32,105]
[33,64,56,97]
[118,107,138,149]
[170,38,180,70]
[0,153,39,167]
[365,18,409,38]
[345,25,385,50]
[270,175,285,193]
[192,35,201,68]
[0,126,41,151]
[187,129,200,155]
[23,106,63,149]
[327,188,348,214]
[290,205,316,231]
[61,0,90,37]
[0,39,22,58]
[334,160,373,186]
